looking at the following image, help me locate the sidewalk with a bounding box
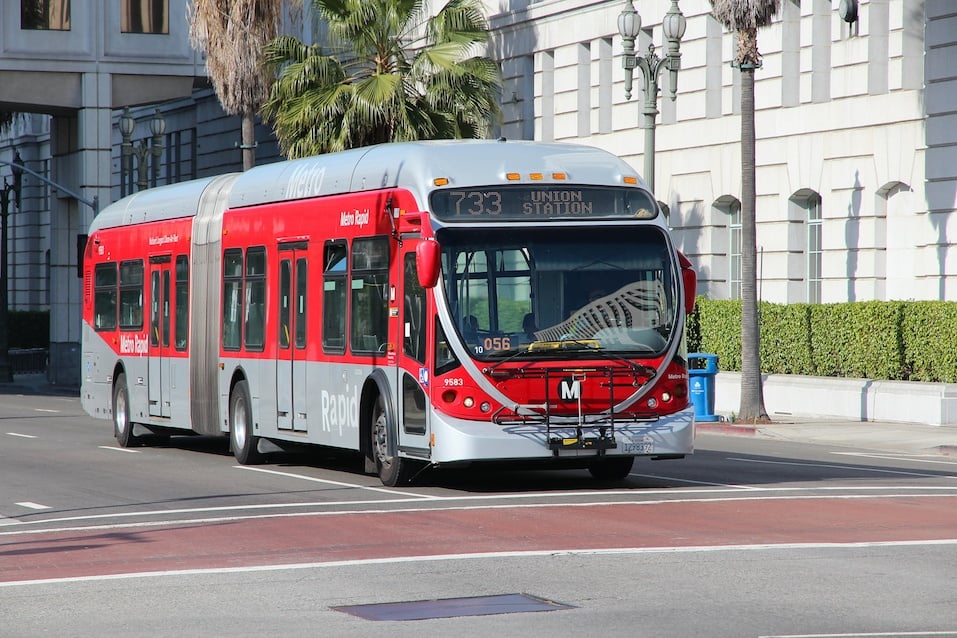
[0,372,79,397]
[697,417,957,457]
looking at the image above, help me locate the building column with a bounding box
[48,72,112,387]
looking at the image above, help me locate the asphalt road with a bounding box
[1,391,956,638]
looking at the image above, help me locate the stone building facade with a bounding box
[1,0,955,386]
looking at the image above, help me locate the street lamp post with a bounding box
[119,107,166,196]
[0,152,23,382]
[618,0,686,193]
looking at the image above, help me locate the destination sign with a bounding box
[429,186,657,222]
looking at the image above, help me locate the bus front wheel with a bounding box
[371,393,414,486]
[230,380,263,465]
[112,373,138,447]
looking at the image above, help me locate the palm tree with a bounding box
[709,0,780,422]
[189,0,289,170]
[261,0,501,158]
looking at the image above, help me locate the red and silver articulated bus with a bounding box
[81,139,697,485]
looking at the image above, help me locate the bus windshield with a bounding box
[438,225,679,360]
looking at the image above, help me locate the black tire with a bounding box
[588,456,635,480]
[370,393,415,487]
[112,373,138,447]
[230,380,263,465]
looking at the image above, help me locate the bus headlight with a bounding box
[463,397,475,408]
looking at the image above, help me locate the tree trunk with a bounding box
[241,110,256,171]
[738,65,769,422]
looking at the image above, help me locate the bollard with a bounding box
[687,353,719,422]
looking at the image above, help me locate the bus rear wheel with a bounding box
[112,373,138,447]
[588,455,635,481]
[371,393,414,487]
[230,380,263,465]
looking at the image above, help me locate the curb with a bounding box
[696,422,758,436]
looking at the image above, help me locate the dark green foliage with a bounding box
[692,298,950,382]
[685,298,702,354]
[902,301,957,383]
[759,302,812,375]
[809,301,905,379]
[698,298,741,371]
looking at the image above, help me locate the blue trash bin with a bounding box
[688,353,719,422]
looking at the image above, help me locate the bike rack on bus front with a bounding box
[489,365,657,454]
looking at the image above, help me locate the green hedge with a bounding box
[686,299,957,383]
[902,302,957,383]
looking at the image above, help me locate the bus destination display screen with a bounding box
[429,185,657,222]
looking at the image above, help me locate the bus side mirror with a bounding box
[677,251,696,315]
[397,211,423,234]
[416,239,441,289]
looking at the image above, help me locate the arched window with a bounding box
[807,194,822,303]
[713,196,742,300]
[790,190,823,303]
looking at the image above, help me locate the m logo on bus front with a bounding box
[559,377,582,401]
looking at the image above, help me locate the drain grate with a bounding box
[333,593,573,621]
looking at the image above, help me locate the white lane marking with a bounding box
[762,632,957,637]
[629,472,761,489]
[7,432,37,439]
[234,466,438,499]
[833,452,957,466]
[98,446,141,453]
[34,409,60,413]
[15,502,51,510]
[2,538,957,589]
[728,456,957,480]
[1,490,956,537]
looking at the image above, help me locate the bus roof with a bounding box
[90,140,646,231]
[227,139,644,210]
[89,175,233,233]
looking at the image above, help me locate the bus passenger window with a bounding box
[403,253,426,364]
[222,249,243,350]
[174,255,189,350]
[151,270,161,346]
[119,260,144,330]
[295,257,307,349]
[279,260,291,349]
[322,241,348,353]
[244,247,266,350]
[94,263,117,331]
[351,237,389,355]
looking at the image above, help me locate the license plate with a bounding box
[621,438,654,454]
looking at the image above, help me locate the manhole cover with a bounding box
[333,593,573,621]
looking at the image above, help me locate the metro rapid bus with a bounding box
[81,139,697,486]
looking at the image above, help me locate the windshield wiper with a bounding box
[550,337,658,379]
[483,344,535,374]
[483,338,656,380]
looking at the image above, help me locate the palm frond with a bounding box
[262,0,500,155]
[709,0,780,31]
[189,0,289,115]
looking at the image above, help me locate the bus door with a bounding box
[277,242,308,432]
[148,255,172,418]
[396,243,431,453]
